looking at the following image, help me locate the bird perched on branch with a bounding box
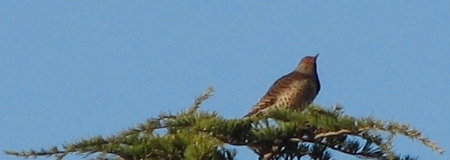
[244,54,320,117]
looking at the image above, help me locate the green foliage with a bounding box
[4,87,443,160]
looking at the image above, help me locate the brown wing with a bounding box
[244,72,310,117]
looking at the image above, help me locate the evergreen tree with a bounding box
[4,87,443,160]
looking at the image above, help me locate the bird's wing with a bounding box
[244,72,299,117]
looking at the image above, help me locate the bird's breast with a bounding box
[275,79,318,109]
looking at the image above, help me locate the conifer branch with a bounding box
[4,87,443,160]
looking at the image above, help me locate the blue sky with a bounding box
[1,1,449,160]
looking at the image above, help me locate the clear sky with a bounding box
[1,1,449,160]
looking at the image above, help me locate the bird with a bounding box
[244,54,320,117]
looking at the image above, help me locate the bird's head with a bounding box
[295,54,319,75]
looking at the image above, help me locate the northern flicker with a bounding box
[244,54,320,117]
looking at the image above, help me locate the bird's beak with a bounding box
[314,53,319,60]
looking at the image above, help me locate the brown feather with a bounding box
[244,71,319,117]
